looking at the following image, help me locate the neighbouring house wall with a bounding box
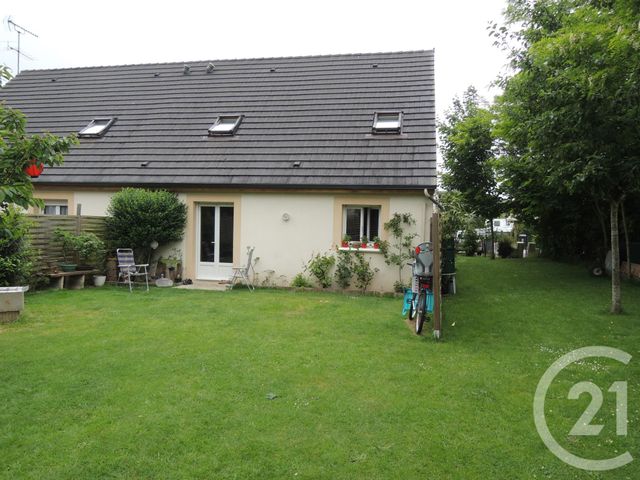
[33,187,432,292]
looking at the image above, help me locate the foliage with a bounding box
[0,104,77,210]
[352,251,378,293]
[439,190,469,240]
[305,252,335,288]
[497,239,514,259]
[291,273,313,288]
[334,249,353,289]
[438,87,503,258]
[0,206,35,286]
[105,188,187,263]
[493,0,640,312]
[378,212,417,285]
[0,64,12,86]
[53,228,105,267]
[461,227,480,257]
[393,280,408,294]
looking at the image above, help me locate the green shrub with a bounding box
[53,228,105,267]
[353,251,378,293]
[334,250,353,289]
[498,239,514,259]
[0,206,35,286]
[306,252,335,288]
[291,273,313,288]
[462,228,480,256]
[105,188,187,263]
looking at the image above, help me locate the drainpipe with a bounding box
[423,188,444,240]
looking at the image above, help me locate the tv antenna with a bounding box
[5,17,38,74]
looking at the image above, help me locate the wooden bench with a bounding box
[49,270,99,290]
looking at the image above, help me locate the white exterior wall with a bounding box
[35,188,431,292]
[74,191,114,216]
[239,193,335,287]
[236,192,430,292]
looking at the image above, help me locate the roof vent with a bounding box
[183,65,191,74]
[206,63,215,73]
[154,73,160,77]
[293,161,301,168]
[270,68,277,73]
[372,64,378,68]
[51,78,57,82]
[140,161,150,167]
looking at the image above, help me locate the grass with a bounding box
[0,257,639,479]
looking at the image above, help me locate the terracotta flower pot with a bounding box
[341,241,349,248]
[373,243,380,249]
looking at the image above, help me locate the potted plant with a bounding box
[76,232,106,271]
[373,236,381,250]
[341,234,351,248]
[53,229,78,271]
[361,235,369,249]
[53,229,105,273]
[160,248,182,281]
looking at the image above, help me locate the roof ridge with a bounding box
[19,49,434,73]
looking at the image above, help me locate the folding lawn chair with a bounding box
[230,246,255,291]
[116,248,149,292]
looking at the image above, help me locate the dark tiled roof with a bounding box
[0,50,436,189]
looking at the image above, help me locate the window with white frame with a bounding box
[78,118,116,138]
[372,111,402,134]
[343,206,380,243]
[208,115,243,136]
[42,200,68,216]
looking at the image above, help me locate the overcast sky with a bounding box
[1,0,509,120]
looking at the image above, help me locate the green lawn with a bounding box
[1,258,638,479]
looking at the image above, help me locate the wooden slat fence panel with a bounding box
[28,215,107,273]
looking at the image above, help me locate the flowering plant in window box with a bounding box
[373,236,381,250]
[360,235,369,248]
[341,234,351,248]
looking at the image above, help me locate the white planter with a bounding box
[0,286,29,323]
[93,275,107,287]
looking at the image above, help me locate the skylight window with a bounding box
[372,112,403,134]
[78,118,116,138]
[208,115,243,136]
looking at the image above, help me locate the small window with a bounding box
[343,206,380,241]
[493,220,501,227]
[209,115,243,136]
[372,112,402,134]
[78,118,116,138]
[42,200,68,216]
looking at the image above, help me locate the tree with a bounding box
[494,0,640,313]
[0,105,77,209]
[439,87,503,258]
[105,188,187,263]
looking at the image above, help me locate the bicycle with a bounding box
[403,242,434,334]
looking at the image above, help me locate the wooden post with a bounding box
[75,203,82,234]
[431,212,442,339]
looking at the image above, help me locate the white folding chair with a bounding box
[116,248,149,292]
[230,246,255,291]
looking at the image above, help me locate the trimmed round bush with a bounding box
[105,188,187,262]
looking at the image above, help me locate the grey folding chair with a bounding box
[116,248,149,292]
[230,246,255,291]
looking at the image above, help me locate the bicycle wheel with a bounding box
[415,291,426,334]
[409,293,417,320]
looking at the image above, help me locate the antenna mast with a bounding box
[7,18,38,74]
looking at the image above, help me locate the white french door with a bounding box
[196,204,234,280]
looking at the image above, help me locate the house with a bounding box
[490,217,516,235]
[0,50,437,291]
